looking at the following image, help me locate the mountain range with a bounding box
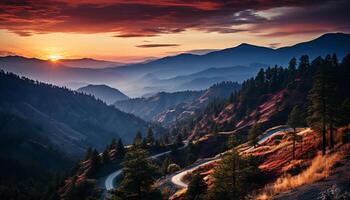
[0,33,349,96]
[59,58,124,69]
[115,81,241,126]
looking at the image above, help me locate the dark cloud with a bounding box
[0,0,347,37]
[168,49,219,55]
[114,34,157,38]
[136,44,180,48]
[0,50,16,56]
[268,43,281,48]
[254,0,350,37]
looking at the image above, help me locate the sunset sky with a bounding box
[0,0,349,62]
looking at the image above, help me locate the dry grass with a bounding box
[255,150,346,200]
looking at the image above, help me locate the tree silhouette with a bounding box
[185,173,207,200]
[287,105,303,159]
[248,123,261,148]
[111,147,160,200]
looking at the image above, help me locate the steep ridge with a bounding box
[114,91,203,121]
[171,53,350,146]
[114,82,240,126]
[164,53,350,198]
[0,71,150,156]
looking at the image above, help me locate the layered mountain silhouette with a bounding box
[114,91,203,121]
[115,81,240,126]
[77,84,129,105]
[111,33,350,78]
[1,33,349,96]
[60,58,124,69]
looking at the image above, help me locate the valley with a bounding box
[0,33,349,200]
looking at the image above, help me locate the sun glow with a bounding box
[48,54,62,62]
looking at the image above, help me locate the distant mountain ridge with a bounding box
[60,58,124,69]
[115,81,241,126]
[114,90,203,121]
[77,84,129,105]
[1,33,349,96]
[145,64,265,91]
[111,33,350,78]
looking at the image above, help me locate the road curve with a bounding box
[170,158,219,188]
[104,141,189,191]
[105,169,122,191]
[170,126,293,188]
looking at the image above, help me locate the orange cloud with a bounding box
[1,0,346,38]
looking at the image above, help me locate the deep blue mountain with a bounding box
[111,33,350,79]
[1,33,349,96]
[77,84,129,105]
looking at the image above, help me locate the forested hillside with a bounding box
[178,54,350,142]
[0,71,149,156]
[0,112,73,200]
[114,91,204,121]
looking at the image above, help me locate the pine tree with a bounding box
[161,157,172,175]
[298,55,310,77]
[163,134,170,145]
[340,99,350,144]
[287,105,303,159]
[287,57,297,83]
[288,57,297,71]
[146,127,155,146]
[325,55,338,149]
[175,133,183,147]
[109,138,117,150]
[84,147,93,160]
[228,92,235,104]
[133,131,143,146]
[307,56,337,155]
[185,173,207,200]
[227,135,237,149]
[101,148,110,164]
[206,151,260,200]
[87,149,100,177]
[116,138,125,160]
[111,147,160,200]
[248,123,261,148]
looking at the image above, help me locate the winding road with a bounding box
[170,156,220,188]
[102,126,291,193]
[103,141,189,191]
[169,125,292,189]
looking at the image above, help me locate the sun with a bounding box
[48,54,62,62]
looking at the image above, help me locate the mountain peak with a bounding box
[319,32,348,38]
[237,43,254,48]
[77,84,129,104]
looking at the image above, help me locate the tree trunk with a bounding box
[322,87,327,155]
[230,154,236,199]
[322,120,327,155]
[330,120,334,149]
[138,185,142,200]
[293,128,296,160]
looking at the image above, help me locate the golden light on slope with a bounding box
[48,54,62,62]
